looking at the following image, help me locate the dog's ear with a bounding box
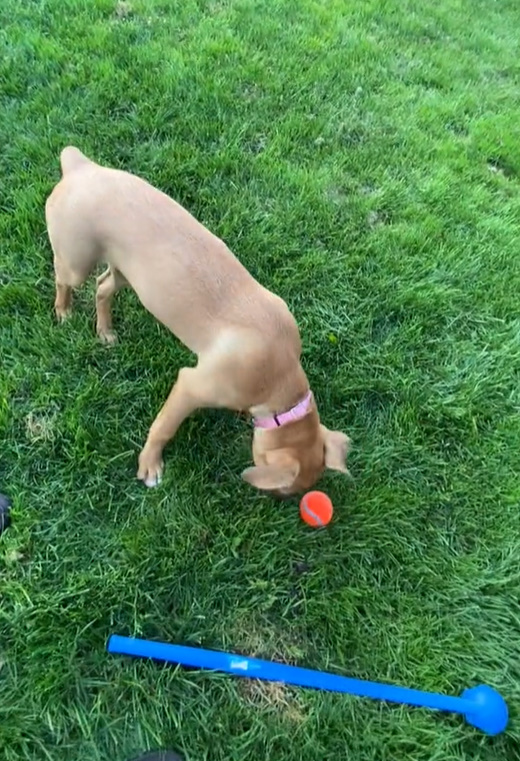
[321,426,351,473]
[242,451,300,491]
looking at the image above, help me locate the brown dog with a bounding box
[45,147,351,495]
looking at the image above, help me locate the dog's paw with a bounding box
[98,329,118,346]
[55,306,72,322]
[137,450,164,488]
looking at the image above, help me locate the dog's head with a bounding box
[243,405,351,496]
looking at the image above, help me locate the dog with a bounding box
[45,147,351,495]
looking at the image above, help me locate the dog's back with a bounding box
[46,147,299,358]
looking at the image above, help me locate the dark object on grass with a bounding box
[0,494,11,537]
[128,752,183,761]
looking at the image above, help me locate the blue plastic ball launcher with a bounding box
[108,635,508,735]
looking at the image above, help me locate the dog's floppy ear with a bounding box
[321,426,351,473]
[242,451,300,491]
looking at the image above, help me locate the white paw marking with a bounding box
[144,473,162,488]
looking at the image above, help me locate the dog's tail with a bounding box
[59,146,91,176]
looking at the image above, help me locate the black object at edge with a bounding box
[0,494,11,536]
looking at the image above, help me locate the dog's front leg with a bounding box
[96,266,127,344]
[137,366,211,487]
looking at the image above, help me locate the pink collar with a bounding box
[254,391,313,430]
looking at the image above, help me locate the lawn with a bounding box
[1,0,520,759]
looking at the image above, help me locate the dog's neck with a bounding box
[253,390,312,429]
[249,363,310,422]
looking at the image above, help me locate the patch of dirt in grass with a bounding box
[25,410,57,442]
[238,678,306,722]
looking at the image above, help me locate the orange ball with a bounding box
[299,491,333,527]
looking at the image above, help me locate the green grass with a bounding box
[1,0,520,758]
